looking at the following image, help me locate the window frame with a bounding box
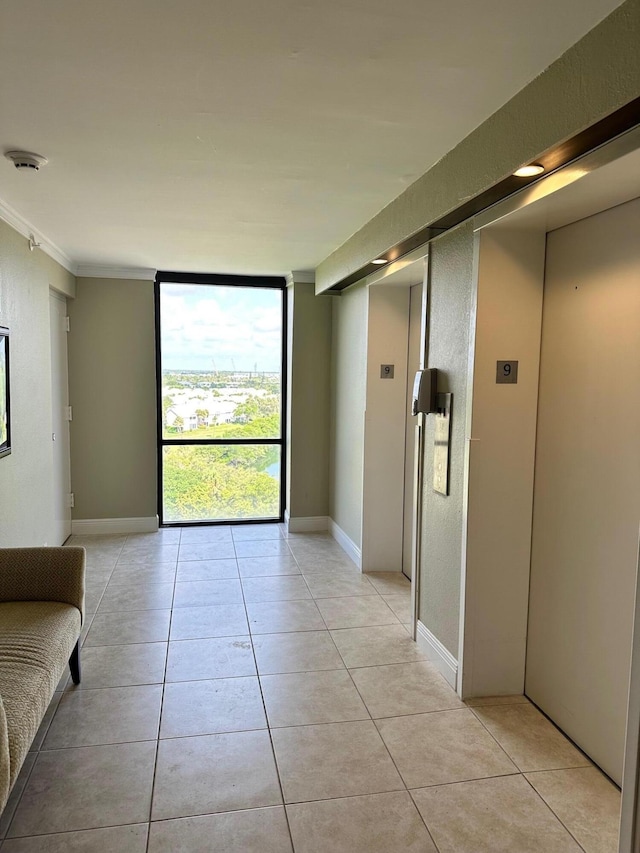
[154,271,288,527]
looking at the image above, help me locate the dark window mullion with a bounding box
[160,438,283,447]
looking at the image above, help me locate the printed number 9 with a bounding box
[503,364,511,377]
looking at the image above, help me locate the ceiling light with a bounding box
[513,163,545,178]
[5,150,48,171]
[371,258,387,265]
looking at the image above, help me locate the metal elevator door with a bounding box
[525,197,640,785]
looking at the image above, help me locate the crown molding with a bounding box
[76,264,157,281]
[0,196,77,275]
[285,270,315,286]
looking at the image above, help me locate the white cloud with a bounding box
[160,285,282,371]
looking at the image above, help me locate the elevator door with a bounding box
[525,197,640,785]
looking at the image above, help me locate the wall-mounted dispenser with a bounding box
[411,368,438,416]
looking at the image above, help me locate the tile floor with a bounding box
[0,525,621,852]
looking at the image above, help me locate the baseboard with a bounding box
[285,515,329,534]
[71,516,159,535]
[416,620,458,690]
[329,518,362,569]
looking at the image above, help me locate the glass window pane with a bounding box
[160,283,282,441]
[162,445,281,523]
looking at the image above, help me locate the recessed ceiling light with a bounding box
[371,258,387,265]
[513,163,545,178]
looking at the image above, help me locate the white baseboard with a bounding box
[329,519,362,569]
[285,515,329,534]
[71,517,159,535]
[416,620,458,690]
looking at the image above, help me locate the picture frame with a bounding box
[0,326,11,459]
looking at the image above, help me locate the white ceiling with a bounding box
[0,0,625,276]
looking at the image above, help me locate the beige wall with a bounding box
[287,281,332,519]
[418,223,475,656]
[316,0,640,293]
[67,277,156,520]
[330,282,367,547]
[0,219,75,546]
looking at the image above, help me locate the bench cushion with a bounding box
[0,601,81,790]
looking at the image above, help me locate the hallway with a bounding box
[0,526,620,851]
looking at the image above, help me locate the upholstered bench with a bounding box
[0,547,85,813]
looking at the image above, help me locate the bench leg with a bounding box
[69,640,81,684]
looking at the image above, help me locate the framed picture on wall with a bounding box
[0,327,10,459]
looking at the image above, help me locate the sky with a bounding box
[160,283,283,373]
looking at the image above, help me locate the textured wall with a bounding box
[419,223,475,656]
[316,0,640,292]
[329,282,367,546]
[0,219,75,546]
[288,282,332,519]
[67,278,157,520]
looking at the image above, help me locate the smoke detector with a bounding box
[5,151,48,171]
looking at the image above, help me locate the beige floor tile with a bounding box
[287,791,437,853]
[365,572,411,595]
[29,695,62,751]
[83,589,105,614]
[172,578,243,608]
[272,720,404,803]
[0,754,36,838]
[175,559,239,581]
[84,609,171,646]
[79,614,94,647]
[376,709,517,787]
[304,573,376,599]
[330,625,427,668]
[72,642,167,689]
[253,631,344,674]
[472,703,591,772]
[315,595,399,629]
[169,603,248,639]
[350,661,464,718]
[43,685,162,748]
[2,824,149,852]
[411,775,583,852]
[8,741,156,837]
[246,600,326,634]
[119,543,179,562]
[127,529,182,544]
[234,539,293,559]
[152,730,282,820]
[298,555,361,574]
[108,563,177,585]
[232,524,284,541]
[179,526,233,544]
[287,539,347,559]
[82,566,114,584]
[241,575,311,603]
[526,766,621,853]
[160,677,267,737]
[247,599,326,634]
[465,694,531,707]
[178,542,236,562]
[148,806,292,853]
[97,582,174,613]
[238,556,301,577]
[165,636,255,681]
[261,670,369,727]
[382,594,412,624]
[69,534,127,547]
